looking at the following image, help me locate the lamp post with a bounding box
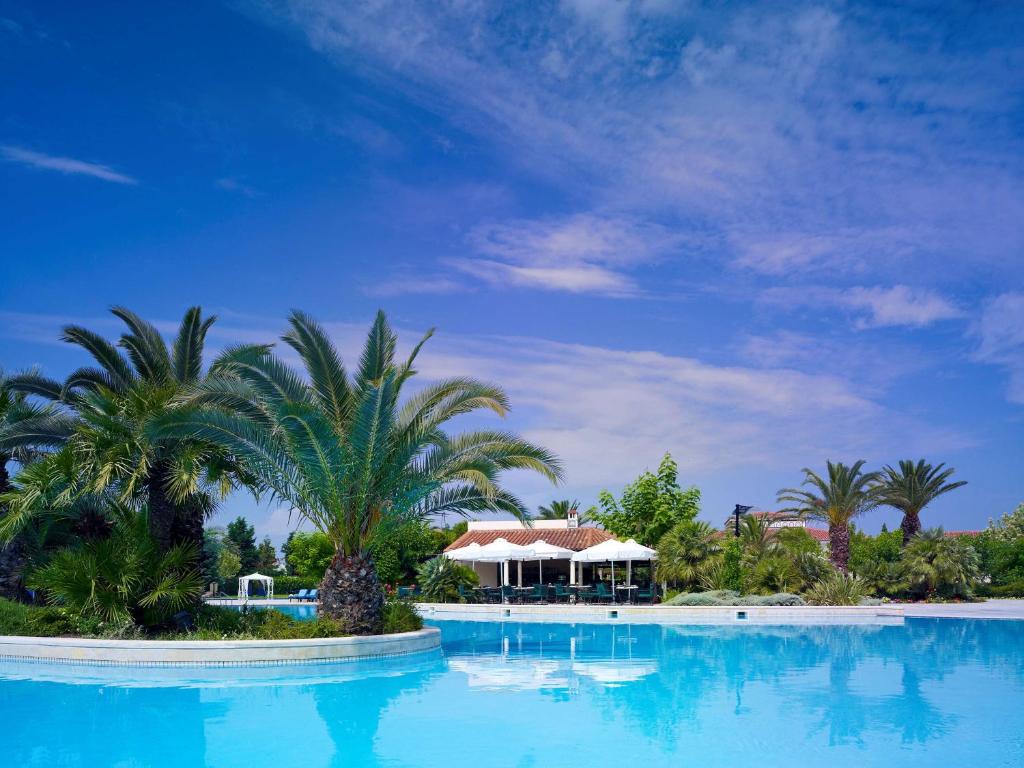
[733,504,752,537]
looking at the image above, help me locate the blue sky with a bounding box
[2,1,1023,546]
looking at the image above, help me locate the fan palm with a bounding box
[902,528,980,599]
[655,519,720,588]
[777,461,880,572]
[153,310,562,634]
[0,369,75,598]
[3,307,236,555]
[876,460,967,546]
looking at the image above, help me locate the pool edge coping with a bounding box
[0,627,441,667]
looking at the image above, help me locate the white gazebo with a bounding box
[238,572,275,602]
[571,538,657,589]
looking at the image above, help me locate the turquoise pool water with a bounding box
[2,618,1023,767]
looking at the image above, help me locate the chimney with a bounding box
[567,506,579,529]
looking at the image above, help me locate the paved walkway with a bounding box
[902,599,1024,620]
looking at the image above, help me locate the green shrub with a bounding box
[805,572,868,606]
[663,590,805,606]
[180,605,347,640]
[28,507,203,628]
[742,593,806,606]
[664,590,740,606]
[273,575,320,595]
[0,597,118,637]
[980,579,1024,598]
[382,600,423,633]
[416,556,478,602]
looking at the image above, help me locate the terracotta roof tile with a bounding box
[444,527,615,552]
[944,530,982,537]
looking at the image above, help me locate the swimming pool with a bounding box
[2,618,1022,766]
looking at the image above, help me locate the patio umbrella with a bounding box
[528,539,574,584]
[464,538,536,585]
[572,538,657,593]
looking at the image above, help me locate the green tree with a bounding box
[285,531,336,580]
[591,453,700,546]
[876,460,967,545]
[370,519,436,585]
[655,519,720,588]
[0,369,74,599]
[216,547,242,583]
[256,536,278,572]
[155,311,561,633]
[2,308,242,558]
[225,516,258,573]
[778,460,880,573]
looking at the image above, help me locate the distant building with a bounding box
[444,517,615,587]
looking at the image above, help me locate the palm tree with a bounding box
[777,461,880,572]
[876,460,967,546]
[655,519,720,588]
[0,369,75,599]
[535,499,585,523]
[154,310,562,634]
[902,528,979,598]
[737,513,780,563]
[3,307,235,555]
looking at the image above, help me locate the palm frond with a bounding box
[171,306,216,383]
[283,310,352,428]
[111,306,173,383]
[60,325,134,391]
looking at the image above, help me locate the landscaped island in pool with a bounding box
[2,617,1022,767]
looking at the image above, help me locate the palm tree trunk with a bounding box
[0,457,27,601]
[319,551,385,635]
[146,460,204,557]
[900,511,921,547]
[829,521,851,573]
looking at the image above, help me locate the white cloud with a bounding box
[761,284,963,330]
[1,146,137,185]
[975,292,1024,403]
[453,213,682,295]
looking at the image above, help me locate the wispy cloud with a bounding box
[761,284,964,330]
[450,213,683,296]
[215,177,259,197]
[975,292,1024,403]
[246,1,1024,287]
[1,146,137,185]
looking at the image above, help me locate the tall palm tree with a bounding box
[3,307,235,555]
[154,310,562,634]
[0,369,75,599]
[876,460,967,546]
[777,460,880,572]
[535,498,586,523]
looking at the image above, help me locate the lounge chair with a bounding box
[289,589,309,601]
[304,589,319,602]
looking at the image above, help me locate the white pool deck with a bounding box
[208,597,1024,621]
[901,598,1024,620]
